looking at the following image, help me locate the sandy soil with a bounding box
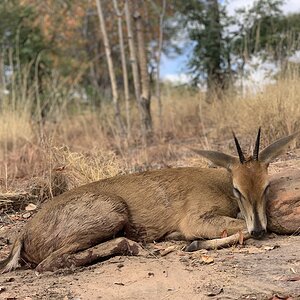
[0,234,299,300]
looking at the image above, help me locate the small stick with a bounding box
[185,231,251,252]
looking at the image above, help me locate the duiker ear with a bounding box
[260,131,299,164]
[190,149,238,170]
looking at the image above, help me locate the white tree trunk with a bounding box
[155,0,166,133]
[133,0,152,137]
[0,51,5,106]
[95,0,124,134]
[113,0,131,138]
[124,0,147,142]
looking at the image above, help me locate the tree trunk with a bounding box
[254,20,261,54]
[267,168,300,234]
[254,19,261,53]
[113,0,131,138]
[206,0,223,102]
[124,0,146,142]
[155,0,166,134]
[133,0,153,139]
[0,51,5,109]
[95,0,124,135]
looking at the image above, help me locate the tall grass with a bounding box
[0,64,299,193]
[157,73,300,149]
[0,104,33,154]
[202,75,300,145]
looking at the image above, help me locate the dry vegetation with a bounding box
[0,72,300,200]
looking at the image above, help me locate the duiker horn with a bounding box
[233,132,245,164]
[253,127,261,161]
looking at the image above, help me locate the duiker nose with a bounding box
[250,229,266,239]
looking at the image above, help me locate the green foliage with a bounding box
[0,1,59,124]
[0,1,51,67]
[176,0,300,96]
[232,0,300,59]
[177,0,232,96]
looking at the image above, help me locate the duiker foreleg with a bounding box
[180,214,246,249]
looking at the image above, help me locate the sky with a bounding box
[160,0,300,83]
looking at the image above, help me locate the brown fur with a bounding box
[231,161,269,234]
[4,168,243,272]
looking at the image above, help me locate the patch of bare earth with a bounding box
[0,236,299,300]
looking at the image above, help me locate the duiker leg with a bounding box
[164,232,186,241]
[179,215,246,252]
[36,243,81,272]
[34,194,131,272]
[36,237,139,272]
[179,214,246,240]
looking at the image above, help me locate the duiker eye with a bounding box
[264,184,270,195]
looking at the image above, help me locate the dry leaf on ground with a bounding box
[201,255,214,264]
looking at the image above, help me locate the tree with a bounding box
[124,0,153,142]
[232,0,285,61]
[1,0,179,140]
[0,0,53,115]
[150,0,167,132]
[229,0,300,82]
[113,0,131,137]
[124,0,143,136]
[178,0,230,100]
[95,0,124,135]
[177,0,300,98]
[133,0,153,137]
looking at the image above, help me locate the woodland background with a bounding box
[0,0,300,195]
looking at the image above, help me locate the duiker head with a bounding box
[192,129,299,238]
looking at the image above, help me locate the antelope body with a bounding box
[0,130,298,272]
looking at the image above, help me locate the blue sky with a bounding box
[160,0,300,82]
[160,45,193,80]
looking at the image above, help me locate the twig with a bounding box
[185,231,251,251]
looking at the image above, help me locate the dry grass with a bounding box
[0,73,299,197]
[203,77,300,145]
[161,77,300,146]
[49,146,126,184]
[153,86,204,141]
[25,146,127,202]
[0,107,33,155]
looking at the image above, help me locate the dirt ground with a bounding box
[0,157,299,300]
[0,234,299,300]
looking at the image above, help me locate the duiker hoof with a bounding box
[185,240,200,252]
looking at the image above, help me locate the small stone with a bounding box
[22,212,31,219]
[25,203,37,211]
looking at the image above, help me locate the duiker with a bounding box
[0,130,298,272]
